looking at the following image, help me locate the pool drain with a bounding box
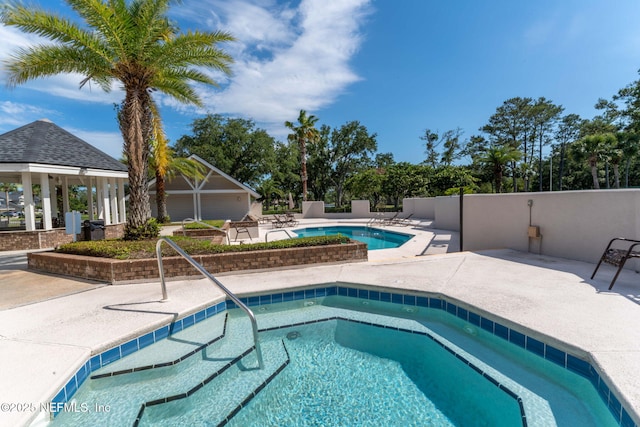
[286,331,301,340]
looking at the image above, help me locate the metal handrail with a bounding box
[182,218,230,245]
[264,229,297,242]
[155,237,264,369]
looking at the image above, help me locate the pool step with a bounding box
[51,316,260,426]
[135,339,290,427]
[92,312,228,378]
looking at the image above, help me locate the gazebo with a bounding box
[0,119,128,249]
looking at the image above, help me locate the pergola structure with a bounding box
[0,119,128,231]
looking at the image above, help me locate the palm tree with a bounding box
[255,178,284,211]
[285,110,320,201]
[2,0,234,237]
[149,103,205,223]
[477,146,522,193]
[574,134,616,189]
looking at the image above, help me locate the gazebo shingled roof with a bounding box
[0,119,127,172]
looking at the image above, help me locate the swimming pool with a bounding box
[293,226,414,250]
[48,284,632,427]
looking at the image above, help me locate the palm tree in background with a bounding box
[1,0,234,238]
[477,146,522,193]
[285,110,320,201]
[149,104,205,223]
[573,133,616,189]
[256,178,284,211]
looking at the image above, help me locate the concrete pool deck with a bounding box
[0,218,638,426]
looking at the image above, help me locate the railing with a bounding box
[264,229,297,242]
[155,237,264,369]
[182,218,230,245]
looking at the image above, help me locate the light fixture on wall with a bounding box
[79,167,88,175]
[236,196,241,202]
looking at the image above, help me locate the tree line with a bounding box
[173,72,640,211]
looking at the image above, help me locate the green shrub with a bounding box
[124,218,161,241]
[157,214,171,224]
[56,235,351,260]
[183,219,226,229]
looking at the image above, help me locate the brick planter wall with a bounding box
[28,241,367,284]
[0,223,125,252]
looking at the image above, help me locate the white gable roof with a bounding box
[147,154,261,198]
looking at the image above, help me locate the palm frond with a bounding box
[129,0,174,55]
[152,77,202,106]
[4,45,112,89]
[66,0,129,56]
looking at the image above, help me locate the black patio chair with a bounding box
[591,237,640,289]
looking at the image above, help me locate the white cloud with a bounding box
[188,0,372,126]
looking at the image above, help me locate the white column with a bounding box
[101,177,111,225]
[109,178,118,224]
[96,178,104,220]
[193,178,200,220]
[21,172,35,231]
[117,178,127,224]
[40,173,53,230]
[62,177,70,215]
[88,177,95,220]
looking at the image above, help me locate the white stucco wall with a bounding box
[295,191,640,266]
[461,190,640,263]
[403,197,436,219]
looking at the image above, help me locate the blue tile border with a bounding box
[50,285,637,427]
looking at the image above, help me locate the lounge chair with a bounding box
[284,212,299,227]
[272,214,287,228]
[591,237,640,289]
[381,212,399,226]
[393,213,414,226]
[247,214,270,225]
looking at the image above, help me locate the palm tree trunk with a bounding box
[300,139,308,201]
[613,164,620,189]
[155,169,168,223]
[120,86,152,231]
[590,162,600,189]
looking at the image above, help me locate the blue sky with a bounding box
[2,0,640,164]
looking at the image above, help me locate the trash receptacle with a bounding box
[83,220,105,241]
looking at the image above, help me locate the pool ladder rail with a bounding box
[264,228,297,242]
[155,237,264,370]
